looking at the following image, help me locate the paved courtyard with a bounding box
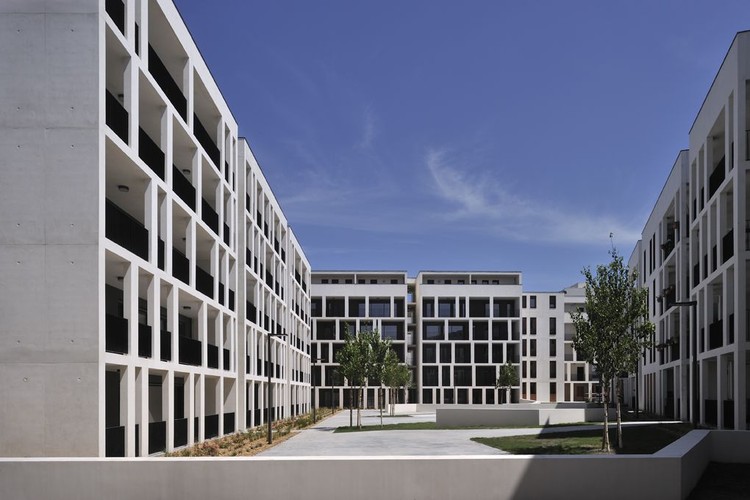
[259,409,607,456]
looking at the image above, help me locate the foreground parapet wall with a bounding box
[436,405,616,427]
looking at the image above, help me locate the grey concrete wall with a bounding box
[436,406,615,427]
[0,1,101,456]
[0,455,681,500]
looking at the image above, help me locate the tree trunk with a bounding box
[602,381,611,452]
[616,380,623,449]
[349,387,353,428]
[379,387,384,428]
[357,386,362,429]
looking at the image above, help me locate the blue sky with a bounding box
[175,0,749,291]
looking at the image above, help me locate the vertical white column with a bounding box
[123,366,135,457]
[197,373,205,442]
[167,285,178,361]
[165,370,174,452]
[218,377,225,436]
[199,302,208,368]
[186,372,195,446]
[137,367,148,456]
[148,276,160,361]
[187,218,196,288]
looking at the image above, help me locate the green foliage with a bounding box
[571,248,654,450]
[495,362,519,403]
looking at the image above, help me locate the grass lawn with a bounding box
[471,423,693,455]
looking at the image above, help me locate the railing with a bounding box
[723,229,734,263]
[708,156,725,199]
[193,114,220,167]
[178,336,201,366]
[157,239,165,270]
[148,421,166,455]
[138,128,165,180]
[138,323,152,358]
[223,413,235,434]
[196,265,214,299]
[205,414,219,439]
[228,289,235,312]
[172,166,196,211]
[105,314,128,354]
[148,45,187,120]
[172,248,190,284]
[105,0,125,34]
[174,418,188,448]
[105,426,125,457]
[223,223,231,246]
[207,344,219,369]
[201,198,219,234]
[106,200,148,260]
[160,331,171,361]
[105,90,128,143]
[693,263,700,288]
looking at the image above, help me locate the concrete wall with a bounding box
[436,406,615,427]
[0,1,101,456]
[0,430,747,499]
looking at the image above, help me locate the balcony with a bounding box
[708,156,725,199]
[105,90,128,143]
[708,320,723,350]
[223,223,231,246]
[722,229,734,264]
[158,239,165,271]
[228,289,235,312]
[172,248,190,285]
[193,114,220,167]
[195,265,214,299]
[172,166,196,211]
[207,343,219,369]
[160,331,171,361]
[138,323,152,358]
[138,128,165,180]
[174,418,188,448]
[201,198,219,235]
[246,301,257,323]
[147,45,187,120]
[105,314,128,354]
[178,336,201,366]
[223,348,230,370]
[105,425,125,457]
[105,0,125,34]
[661,238,675,259]
[148,420,166,454]
[106,200,148,260]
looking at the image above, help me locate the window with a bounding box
[522,296,527,308]
[455,343,471,363]
[493,299,516,317]
[311,298,322,318]
[473,321,489,340]
[529,361,537,378]
[530,295,537,308]
[427,279,434,284]
[549,339,557,357]
[422,344,436,363]
[549,361,557,378]
[448,322,469,340]
[369,299,390,318]
[444,279,451,285]
[422,298,434,317]
[439,343,452,363]
[321,279,328,284]
[549,317,557,335]
[381,321,403,340]
[550,296,557,309]
[359,320,373,332]
[529,339,537,357]
[485,388,495,404]
[370,279,377,284]
[454,367,472,387]
[422,322,443,340]
[393,298,405,317]
[390,279,397,284]
[476,366,496,386]
[470,298,490,318]
[325,298,345,317]
[340,320,356,337]
[422,389,433,403]
[492,343,504,363]
[530,317,537,335]
[443,388,454,403]
[438,299,455,318]
[472,388,483,404]
[349,298,365,318]
[492,321,508,340]
[345,279,352,284]
[441,367,451,386]
[316,321,335,340]
[331,279,339,284]
[474,344,488,363]
[422,367,438,386]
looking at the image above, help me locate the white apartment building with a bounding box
[0,0,310,457]
[628,31,750,430]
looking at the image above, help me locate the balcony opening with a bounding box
[146,0,188,120]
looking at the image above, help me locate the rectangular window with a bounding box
[369,298,390,317]
[493,299,516,317]
[442,366,451,386]
[473,321,489,340]
[530,295,537,308]
[529,317,537,335]
[438,299,455,318]
[439,343,452,363]
[476,366,496,386]
[422,389,433,403]
[325,298,345,317]
[549,317,557,335]
[311,298,322,318]
[448,322,469,340]
[472,388,483,405]
[492,343,504,364]
[422,298,434,318]
[393,298,405,317]
[550,296,557,309]
[381,321,404,340]
[443,388,454,404]
[316,321,335,340]
[422,344,436,363]
[474,343,488,363]
[422,322,444,340]
[492,321,509,340]
[422,367,438,387]
[486,388,495,404]
[522,295,527,308]
[469,299,490,318]
[549,361,557,378]
[455,343,471,363]
[348,298,365,318]
[549,339,556,357]
[530,339,537,357]
[530,361,537,378]
[454,366,472,387]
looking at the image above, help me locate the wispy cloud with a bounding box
[425,149,642,245]
[356,106,377,149]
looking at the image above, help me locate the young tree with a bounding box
[335,330,363,428]
[382,350,411,416]
[572,248,653,451]
[495,362,519,404]
[366,333,393,428]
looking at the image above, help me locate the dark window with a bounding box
[530,295,537,308]
[455,343,471,363]
[311,298,322,318]
[422,322,444,340]
[349,298,366,318]
[472,388,483,404]
[474,344,488,363]
[422,367,438,387]
[549,339,556,357]
[316,321,335,340]
[442,367,451,386]
[422,389,433,403]
[454,367,472,387]
[550,296,557,309]
[530,339,537,357]
[444,279,451,285]
[326,298,345,317]
[439,343,452,363]
[549,317,557,335]
[473,321,489,340]
[493,299,516,317]
[522,296,527,308]
[550,361,557,378]
[369,299,390,317]
[340,320,357,337]
[438,299,455,318]
[492,321,508,341]
[448,322,469,340]
[492,344,504,364]
[422,298,434,318]
[476,366,496,386]
[381,321,403,340]
[469,298,490,318]
[394,298,405,317]
[443,388,454,404]
[422,344,436,363]
[530,317,537,335]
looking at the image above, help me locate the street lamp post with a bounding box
[267,332,287,445]
[672,300,698,428]
[311,357,323,422]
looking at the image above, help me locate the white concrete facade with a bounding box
[628,31,750,430]
[0,0,310,457]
